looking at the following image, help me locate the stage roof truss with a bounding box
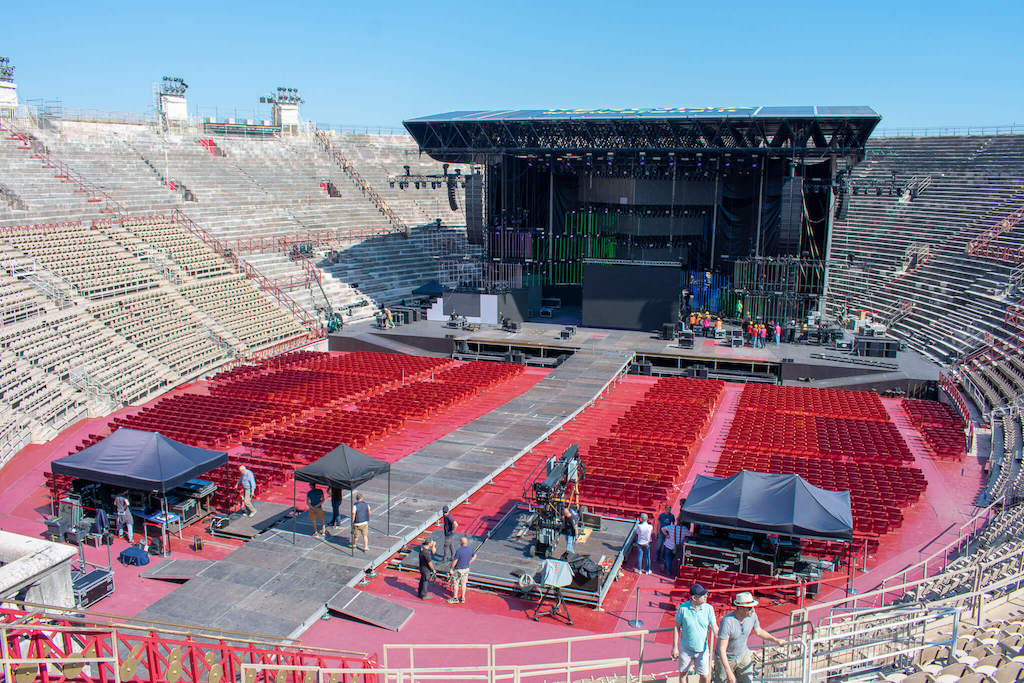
[405,108,880,162]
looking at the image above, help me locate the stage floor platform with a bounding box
[140,349,632,638]
[329,319,940,385]
[209,503,294,540]
[397,507,634,608]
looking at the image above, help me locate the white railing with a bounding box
[876,125,1022,138]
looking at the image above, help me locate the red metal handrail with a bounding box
[170,209,318,332]
[313,128,408,237]
[966,204,1024,261]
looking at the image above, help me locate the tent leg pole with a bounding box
[387,471,391,537]
[292,479,296,545]
[351,495,355,556]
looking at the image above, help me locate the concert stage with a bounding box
[395,506,634,609]
[329,318,940,393]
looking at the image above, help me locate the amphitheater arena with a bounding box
[1,103,1024,683]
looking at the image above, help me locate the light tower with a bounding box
[157,76,189,123]
[0,57,17,118]
[260,87,304,133]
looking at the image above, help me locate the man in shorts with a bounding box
[672,584,715,683]
[306,482,326,538]
[448,536,476,604]
[351,492,370,552]
[716,592,786,683]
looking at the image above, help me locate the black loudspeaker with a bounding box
[447,178,458,211]
[836,180,850,221]
[662,323,677,340]
[778,176,803,255]
[464,173,484,245]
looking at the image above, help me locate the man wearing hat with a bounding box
[715,592,786,683]
[672,584,715,683]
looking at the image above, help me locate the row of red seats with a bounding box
[357,381,477,419]
[738,384,888,421]
[726,410,912,463]
[902,399,966,460]
[578,378,724,519]
[263,350,453,381]
[210,368,390,407]
[431,360,525,390]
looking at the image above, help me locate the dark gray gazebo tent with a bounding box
[291,444,391,552]
[51,428,227,550]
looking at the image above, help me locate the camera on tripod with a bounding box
[530,444,585,558]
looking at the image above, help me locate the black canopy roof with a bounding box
[293,444,390,490]
[412,279,446,296]
[51,428,227,492]
[680,470,853,541]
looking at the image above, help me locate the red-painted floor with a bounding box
[0,374,984,669]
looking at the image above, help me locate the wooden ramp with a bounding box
[326,587,414,632]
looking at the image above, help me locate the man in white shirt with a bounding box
[635,512,653,574]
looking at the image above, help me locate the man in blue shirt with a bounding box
[306,483,326,538]
[238,465,256,517]
[672,584,715,683]
[448,536,475,605]
[351,492,370,552]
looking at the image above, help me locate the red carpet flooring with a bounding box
[0,371,985,665]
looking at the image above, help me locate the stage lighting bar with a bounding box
[261,87,305,105]
[159,76,188,96]
[0,57,15,83]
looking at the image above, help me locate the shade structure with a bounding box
[411,279,446,297]
[51,428,227,492]
[680,470,853,541]
[291,444,391,546]
[293,444,390,490]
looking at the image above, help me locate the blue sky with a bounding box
[3,0,1022,131]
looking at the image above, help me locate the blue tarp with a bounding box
[681,470,853,541]
[51,428,227,492]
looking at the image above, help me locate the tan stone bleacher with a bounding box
[0,410,32,466]
[89,290,227,378]
[3,222,159,299]
[118,215,233,279]
[0,350,86,433]
[0,270,50,326]
[179,274,305,349]
[826,134,1024,364]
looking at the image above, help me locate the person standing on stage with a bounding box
[238,465,256,517]
[441,505,458,561]
[329,486,343,529]
[672,584,716,683]
[716,592,786,683]
[418,538,437,600]
[351,492,370,552]
[306,482,326,538]
[656,504,674,558]
[635,512,653,574]
[561,507,579,553]
[448,537,476,604]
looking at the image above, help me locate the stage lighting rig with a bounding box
[530,444,585,558]
[159,76,188,96]
[260,87,305,105]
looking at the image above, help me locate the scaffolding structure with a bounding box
[733,256,825,322]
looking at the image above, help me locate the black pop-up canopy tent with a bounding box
[51,428,228,492]
[680,470,853,541]
[412,279,446,297]
[292,444,391,551]
[51,428,227,551]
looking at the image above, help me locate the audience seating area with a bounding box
[825,135,1024,365]
[902,398,967,461]
[579,377,724,519]
[716,384,925,554]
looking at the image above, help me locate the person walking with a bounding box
[672,584,716,683]
[441,505,458,561]
[238,465,256,517]
[418,538,437,600]
[715,592,786,683]
[635,512,653,574]
[448,537,476,604]
[306,482,327,538]
[561,507,578,553]
[351,492,370,552]
[660,518,688,576]
[114,491,133,543]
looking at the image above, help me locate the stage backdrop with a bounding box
[582,260,680,331]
